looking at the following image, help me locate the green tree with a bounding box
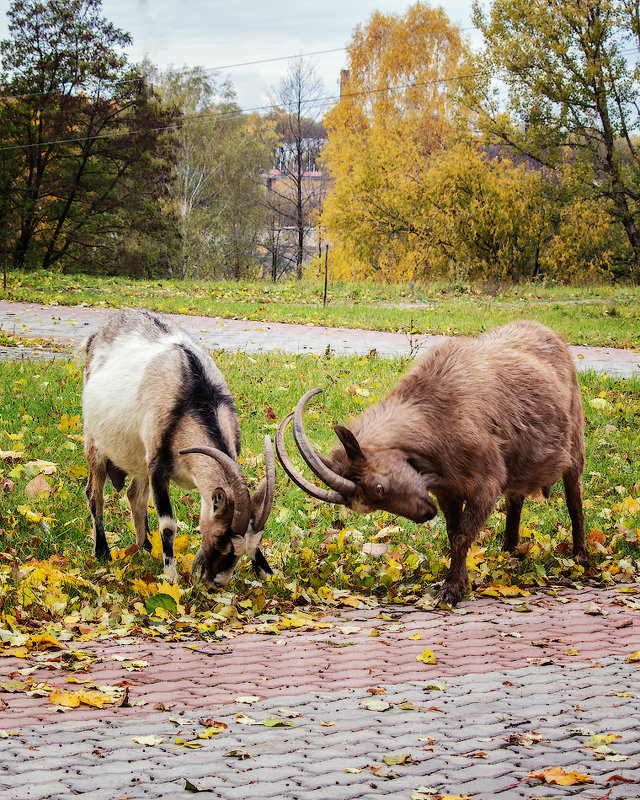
[470,0,640,279]
[0,0,179,274]
[151,66,275,279]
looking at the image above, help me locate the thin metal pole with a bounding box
[2,139,6,291]
[323,243,328,306]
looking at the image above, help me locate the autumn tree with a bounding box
[0,0,179,275]
[469,0,640,279]
[415,142,622,280]
[267,57,326,280]
[321,3,466,280]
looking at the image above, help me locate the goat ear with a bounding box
[251,547,273,578]
[334,425,365,461]
[212,488,228,516]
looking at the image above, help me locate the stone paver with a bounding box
[1,587,639,798]
[1,299,639,375]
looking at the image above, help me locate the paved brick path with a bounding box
[1,587,639,798]
[1,300,639,376]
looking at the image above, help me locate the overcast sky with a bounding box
[0,0,481,111]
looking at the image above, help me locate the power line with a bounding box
[0,68,496,152]
[1,43,639,152]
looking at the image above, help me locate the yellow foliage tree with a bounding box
[321,3,466,281]
[414,142,621,281]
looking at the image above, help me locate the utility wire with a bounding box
[1,43,639,152]
[0,68,496,152]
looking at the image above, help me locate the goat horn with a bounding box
[251,435,276,533]
[292,388,356,498]
[275,413,348,504]
[179,446,251,534]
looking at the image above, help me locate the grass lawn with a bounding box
[2,269,640,348]
[1,350,639,645]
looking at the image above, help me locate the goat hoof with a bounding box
[162,565,179,583]
[574,550,591,569]
[95,547,111,562]
[142,537,152,552]
[436,584,463,607]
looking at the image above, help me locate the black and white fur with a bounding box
[82,309,274,584]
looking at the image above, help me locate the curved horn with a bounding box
[179,446,251,534]
[251,435,276,533]
[275,413,348,504]
[292,388,356,498]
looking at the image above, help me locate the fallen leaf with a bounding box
[25,474,52,498]
[382,753,413,766]
[626,651,640,662]
[361,699,392,712]
[527,767,593,785]
[235,695,261,704]
[50,689,80,708]
[184,778,214,793]
[133,735,165,746]
[224,749,252,760]
[175,737,204,748]
[261,717,295,728]
[416,648,437,664]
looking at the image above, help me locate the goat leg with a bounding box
[563,469,590,567]
[503,492,525,552]
[127,477,152,551]
[149,465,178,581]
[84,441,110,561]
[437,493,496,606]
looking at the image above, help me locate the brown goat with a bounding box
[276,320,589,605]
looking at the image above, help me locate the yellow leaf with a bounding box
[416,648,437,664]
[175,737,204,748]
[50,689,81,708]
[173,533,190,554]
[626,651,640,663]
[621,496,640,515]
[528,767,592,785]
[57,414,81,432]
[155,580,181,604]
[28,633,64,651]
[77,690,112,708]
[149,529,163,559]
[408,631,424,640]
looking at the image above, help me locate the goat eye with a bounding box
[375,483,385,498]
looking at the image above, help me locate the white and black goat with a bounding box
[276,320,589,606]
[82,309,274,585]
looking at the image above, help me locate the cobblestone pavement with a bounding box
[1,300,639,376]
[1,587,639,799]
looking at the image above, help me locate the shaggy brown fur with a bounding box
[326,320,588,605]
